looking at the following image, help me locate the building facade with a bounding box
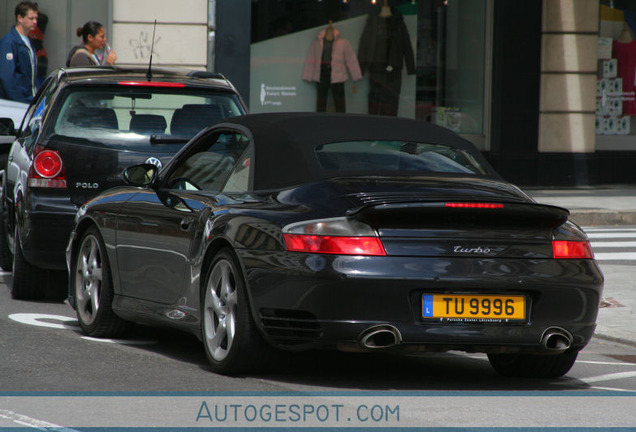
[1,0,632,186]
[0,0,211,72]
[219,0,636,186]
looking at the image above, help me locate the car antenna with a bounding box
[146,19,157,81]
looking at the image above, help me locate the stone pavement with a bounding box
[527,186,636,348]
[528,186,636,227]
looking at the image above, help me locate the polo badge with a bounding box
[5,53,13,61]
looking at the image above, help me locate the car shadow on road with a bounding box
[248,349,592,391]
[3,273,590,392]
[1,271,68,302]
[49,316,592,392]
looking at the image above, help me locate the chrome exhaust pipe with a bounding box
[541,327,573,352]
[359,325,402,349]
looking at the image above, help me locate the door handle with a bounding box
[180,217,194,231]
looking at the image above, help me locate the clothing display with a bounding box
[612,38,636,116]
[0,27,37,103]
[358,6,415,116]
[303,26,362,112]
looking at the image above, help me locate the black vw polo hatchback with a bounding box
[0,66,246,299]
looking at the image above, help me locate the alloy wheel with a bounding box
[203,258,238,362]
[75,234,103,326]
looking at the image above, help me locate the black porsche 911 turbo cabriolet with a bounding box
[66,112,603,377]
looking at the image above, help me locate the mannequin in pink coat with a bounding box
[303,21,362,112]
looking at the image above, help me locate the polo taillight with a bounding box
[28,147,67,188]
[552,241,594,259]
[282,217,386,256]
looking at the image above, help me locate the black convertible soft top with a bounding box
[214,112,497,190]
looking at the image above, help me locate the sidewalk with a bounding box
[528,185,636,227]
[527,186,636,348]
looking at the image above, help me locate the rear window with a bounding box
[46,85,244,151]
[315,141,488,175]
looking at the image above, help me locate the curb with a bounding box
[593,333,636,348]
[568,210,636,227]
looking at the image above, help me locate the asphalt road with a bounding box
[1,269,636,429]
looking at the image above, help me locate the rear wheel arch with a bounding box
[201,238,235,296]
[200,239,230,320]
[71,219,99,259]
[70,219,117,294]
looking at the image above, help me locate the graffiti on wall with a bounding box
[129,31,162,60]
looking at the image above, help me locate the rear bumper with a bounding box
[239,251,604,353]
[20,197,78,270]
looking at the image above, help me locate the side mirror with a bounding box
[123,163,158,187]
[0,118,15,136]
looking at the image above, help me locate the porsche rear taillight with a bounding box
[28,147,67,188]
[552,241,594,259]
[284,234,386,256]
[282,217,386,256]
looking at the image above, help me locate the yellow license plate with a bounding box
[422,294,526,322]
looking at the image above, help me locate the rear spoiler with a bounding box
[348,201,570,229]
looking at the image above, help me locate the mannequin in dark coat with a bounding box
[358,3,415,116]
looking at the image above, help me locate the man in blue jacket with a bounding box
[0,2,39,103]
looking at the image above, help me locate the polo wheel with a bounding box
[73,226,130,337]
[202,248,277,374]
[487,351,579,379]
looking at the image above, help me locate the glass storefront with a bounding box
[597,4,636,140]
[249,0,488,136]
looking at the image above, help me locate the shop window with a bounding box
[597,3,636,136]
[249,0,487,135]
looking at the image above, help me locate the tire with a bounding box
[0,210,12,271]
[11,225,46,300]
[73,226,130,337]
[487,351,579,379]
[201,248,277,374]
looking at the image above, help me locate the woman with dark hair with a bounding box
[66,21,117,66]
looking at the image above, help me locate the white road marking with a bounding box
[590,386,636,393]
[0,409,79,431]
[585,228,636,232]
[587,232,636,239]
[592,241,636,247]
[576,360,636,367]
[8,313,156,345]
[8,313,77,330]
[593,252,636,261]
[577,371,636,384]
[585,228,636,260]
[81,336,156,345]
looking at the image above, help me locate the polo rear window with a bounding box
[47,86,244,151]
